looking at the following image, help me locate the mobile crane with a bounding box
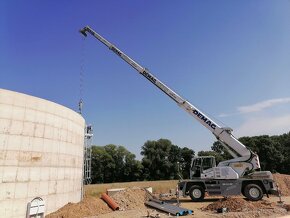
[79,26,277,201]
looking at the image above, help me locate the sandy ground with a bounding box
[87,196,290,218]
[181,196,290,218]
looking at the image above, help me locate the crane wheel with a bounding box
[243,184,263,201]
[189,185,205,202]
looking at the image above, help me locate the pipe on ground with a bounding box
[101,193,119,210]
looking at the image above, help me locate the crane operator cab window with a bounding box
[190,156,216,178]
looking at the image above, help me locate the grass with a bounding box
[84,180,179,197]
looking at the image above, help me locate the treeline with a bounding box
[91,132,290,183]
[91,139,194,183]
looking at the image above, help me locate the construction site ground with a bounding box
[46,173,290,218]
[95,196,290,218]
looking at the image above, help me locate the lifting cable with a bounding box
[78,36,86,114]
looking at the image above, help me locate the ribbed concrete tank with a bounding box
[0,89,85,218]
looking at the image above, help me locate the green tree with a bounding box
[141,139,194,180]
[180,147,195,179]
[141,139,173,180]
[91,146,115,183]
[239,135,284,173]
[281,132,290,174]
[168,144,181,179]
[91,144,143,183]
[123,151,144,182]
[197,150,224,164]
[271,132,290,173]
[211,141,232,162]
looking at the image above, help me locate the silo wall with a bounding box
[0,89,85,217]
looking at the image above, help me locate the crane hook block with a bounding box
[79,28,87,37]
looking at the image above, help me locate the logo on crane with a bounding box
[142,71,157,83]
[193,110,216,130]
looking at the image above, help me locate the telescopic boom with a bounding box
[80,26,260,176]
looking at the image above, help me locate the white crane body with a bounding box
[80,26,277,201]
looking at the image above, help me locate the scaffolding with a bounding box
[83,125,93,185]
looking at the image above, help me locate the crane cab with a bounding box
[190,156,216,178]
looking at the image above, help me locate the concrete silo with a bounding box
[0,88,85,217]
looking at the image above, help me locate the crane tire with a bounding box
[243,184,263,201]
[189,185,205,202]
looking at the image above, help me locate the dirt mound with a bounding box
[204,198,254,212]
[203,197,276,212]
[111,187,148,210]
[284,204,290,212]
[45,196,112,218]
[273,173,290,196]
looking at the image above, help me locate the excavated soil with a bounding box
[273,173,290,196]
[111,187,148,210]
[284,204,290,211]
[45,188,148,218]
[203,198,276,212]
[203,197,289,218]
[45,196,112,218]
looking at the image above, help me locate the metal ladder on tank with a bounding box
[83,125,93,185]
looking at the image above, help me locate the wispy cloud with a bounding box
[219,112,239,118]
[219,97,290,117]
[235,114,290,137]
[237,98,290,113]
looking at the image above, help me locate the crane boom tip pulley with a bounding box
[80,26,91,37]
[79,28,87,37]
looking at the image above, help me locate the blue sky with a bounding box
[1,1,290,159]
